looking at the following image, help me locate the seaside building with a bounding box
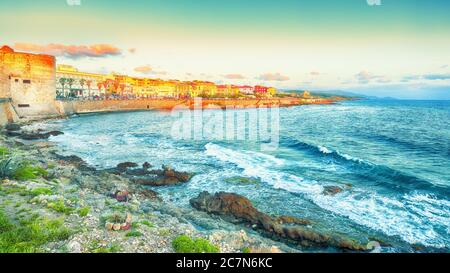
[175,81,192,99]
[56,65,105,97]
[237,85,254,95]
[191,81,217,97]
[216,84,239,98]
[0,45,57,117]
[2,45,280,107]
[254,85,277,97]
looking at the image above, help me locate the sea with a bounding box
[45,99,450,252]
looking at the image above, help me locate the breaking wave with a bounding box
[204,143,450,248]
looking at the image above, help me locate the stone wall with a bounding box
[0,47,58,118]
[56,97,303,116]
[0,100,19,126]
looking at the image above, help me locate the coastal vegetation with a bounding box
[0,210,72,253]
[172,235,219,253]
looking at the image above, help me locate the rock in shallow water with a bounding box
[133,165,193,186]
[322,185,343,196]
[17,130,64,140]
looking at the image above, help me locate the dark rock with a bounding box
[5,123,21,131]
[277,215,311,225]
[5,131,22,137]
[131,188,160,200]
[19,130,64,140]
[190,191,366,251]
[142,162,152,169]
[134,165,193,186]
[116,162,138,170]
[322,185,343,196]
[54,154,96,172]
[125,168,151,176]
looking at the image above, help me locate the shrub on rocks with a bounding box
[172,234,219,253]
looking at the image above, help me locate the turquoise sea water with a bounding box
[48,100,450,252]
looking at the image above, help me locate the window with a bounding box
[23,79,31,84]
[18,104,30,108]
[15,79,19,82]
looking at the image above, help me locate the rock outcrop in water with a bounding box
[190,191,367,251]
[5,128,64,140]
[54,153,97,172]
[106,162,193,186]
[322,185,343,196]
[133,165,193,186]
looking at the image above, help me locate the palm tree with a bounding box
[58,78,67,98]
[79,79,86,97]
[86,80,92,97]
[120,83,126,98]
[66,78,75,98]
[97,82,103,98]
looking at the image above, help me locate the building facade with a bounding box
[0,45,57,117]
[56,64,105,98]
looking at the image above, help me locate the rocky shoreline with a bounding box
[0,123,376,253]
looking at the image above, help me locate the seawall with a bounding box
[0,99,19,126]
[0,97,333,125]
[56,97,314,115]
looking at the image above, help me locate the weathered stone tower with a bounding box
[0,45,57,118]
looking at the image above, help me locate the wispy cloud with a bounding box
[223,73,246,79]
[134,65,152,74]
[134,65,167,76]
[423,73,450,80]
[354,70,392,84]
[258,72,290,81]
[13,43,122,59]
[310,71,320,76]
[400,75,421,82]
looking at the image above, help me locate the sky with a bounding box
[1,0,450,99]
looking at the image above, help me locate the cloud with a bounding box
[152,70,168,76]
[440,64,448,69]
[258,72,290,81]
[13,43,122,58]
[353,70,394,85]
[310,71,320,76]
[134,65,152,74]
[134,65,167,76]
[223,73,246,79]
[400,75,421,82]
[423,73,450,80]
[128,48,136,54]
[354,70,378,84]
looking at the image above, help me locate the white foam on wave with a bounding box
[318,145,332,154]
[204,143,322,195]
[204,143,450,248]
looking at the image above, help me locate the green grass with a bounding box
[0,210,73,253]
[242,247,251,253]
[29,187,53,196]
[0,147,10,157]
[125,231,143,238]
[140,220,154,228]
[77,206,90,217]
[47,200,74,215]
[87,240,121,253]
[12,164,48,181]
[172,235,219,253]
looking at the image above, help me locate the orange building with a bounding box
[0,45,57,117]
